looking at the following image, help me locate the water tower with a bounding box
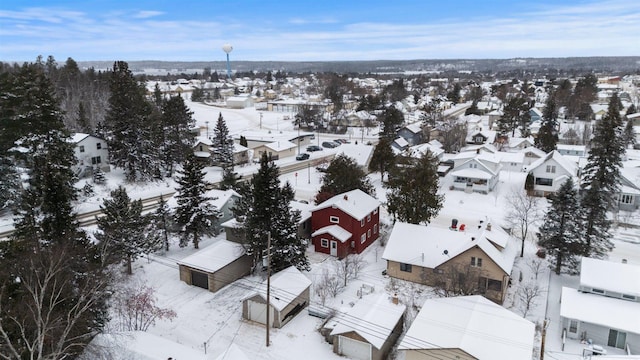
[222,43,233,79]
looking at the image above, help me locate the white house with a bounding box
[225,95,254,109]
[448,157,500,194]
[399,295,535,360]
[70,133,110,177]
[560,258,640,354]
[527,150,578,197]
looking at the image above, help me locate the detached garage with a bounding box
[177,239,251,292]
[329,294,406,360]
[242,266,311,328]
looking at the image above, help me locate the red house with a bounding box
[311,189,381,259]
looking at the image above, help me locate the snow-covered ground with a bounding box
[5,98,640,359]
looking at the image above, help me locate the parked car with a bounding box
[296,153,310,160]
[306,145,322,152]
[334,139,350,144]
[322,141,338,148]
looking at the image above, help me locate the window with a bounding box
[361,219,365,227]
[546,165,556,173]
[471,257,482,267]
[367,229,371,238]
[619,194,633,204]
[320,239,329,248]
[360,233,366,244]
[400,263,412,272]
[535,178,553,186]
[367,214,371,222]
[592,288,604,294]
[608,329,627,349]
[373,224,378,234]
[487,279,502,291]
[622,294,636,301]
[330,216,339,224]
[79,145,85,153]
[469,163,477,168]
[91,156,101,165]
[569,320,578,333]
[96,142,102,150]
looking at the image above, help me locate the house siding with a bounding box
[311,206,379,258]
[242,288,310,328]
[331,312,403,360]
[561,317,640,353]
[178,254,251,293]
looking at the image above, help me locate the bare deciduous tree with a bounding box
[334,255,367,287]
[504,187,543,257]
[112,282,176,332]
[527,258,545,281]
[517,281,545,318]
[431,264,487,298]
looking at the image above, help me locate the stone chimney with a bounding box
[486,223,492,231]
[392,293,399,305]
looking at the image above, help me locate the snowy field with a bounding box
[5,98,640,359]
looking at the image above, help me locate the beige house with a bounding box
[382,220,517,304]
[242,266,311,328]
[177,239,251,292]
[253,140,298,160]
[399,295,535,360]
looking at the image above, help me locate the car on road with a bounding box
[322,141,338,148]
[306,145,322,152]
[296,153,310,160]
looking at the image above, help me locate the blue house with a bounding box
[529,108,543,123]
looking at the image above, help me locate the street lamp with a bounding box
[205,121,209,139]
[259,112,263,129]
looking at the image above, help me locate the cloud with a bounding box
[132,11,164,19]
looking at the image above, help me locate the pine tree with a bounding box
[623,119,636,149]
[152,195,173,252]
[580,93,625,202]
[92,165,106,184]
[212,112,234,169]
[0,157,20,213]
[316,154,374,204]
[499,96,529,137]
[95,186,150,275]
[535,94,559,152]
[270,182,310,272]
[160,95,195,175]
[174,153,219,249]
[244,153,309,272]
[104,61,158,182]
[385,150,443,224]
[537,178,585,275]
[580,180,614,258]
[368,138,395,179]
[379,105,404,142]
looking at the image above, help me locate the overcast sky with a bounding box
[1,0,639,62]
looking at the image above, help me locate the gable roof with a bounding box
[399,296,534,359]
[70,133,91,143]
[248,266,312,311]
[381,221,517,275]
[177,239,246,273]
[450,158,498,180]
[264,140,296,151]
[580,257,640,297]
[330,294,406,349]
[87,331,208,360]
[311,225,352,243]
[313,189,380,221]
[528,150,578,176]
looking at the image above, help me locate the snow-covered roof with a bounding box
[496,151,524,163]
[177,239,246,273]
[517,146,546,158]
[580,257,640,297]
[528,150,578,176]
[449,167,495,180]
[382,221,517,274]
[409,143,444,158]
[393,137,409,148]
[289,200,314,222]
[311,225,352,243]
[204,189,240,210]
[249,266,312,311]
[560,287,640,335]
[404,122,422,134]
[214,343,250,360]
[398,295,534,359]
[330,294,406,349]
[313,189,380,221]
[69,133,90,143]
[194,151,210,158]
[87,331,208,360]
[264,140,296,152]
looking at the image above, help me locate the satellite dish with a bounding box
[222,43,233,54]
[443,250,448,255]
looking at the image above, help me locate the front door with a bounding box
[330,240,338,256]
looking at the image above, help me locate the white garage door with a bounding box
[339,335,371,360]
[247,300,274,326]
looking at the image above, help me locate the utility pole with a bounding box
[540,318,548,360]
[265,232,271,347]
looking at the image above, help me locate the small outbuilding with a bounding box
[242,266,311,328]
[328,294,405,360]
[177,239,251,292]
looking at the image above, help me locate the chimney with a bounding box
[343,194,348,201]
[486,223,492,231]
[622,259,628,264]
[392,294,399,305]
[471,237,476,241]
